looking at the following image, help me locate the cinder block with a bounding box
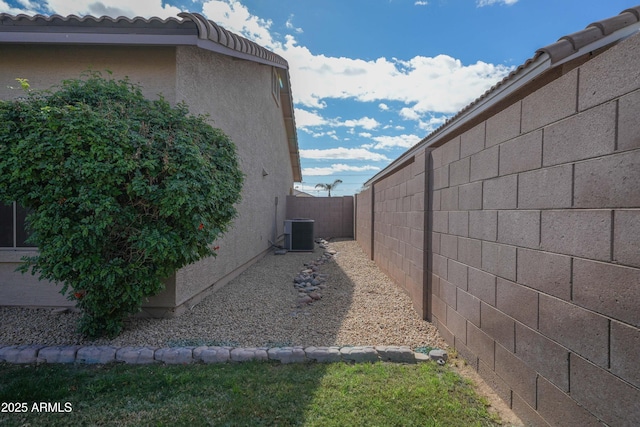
[614,210,640,268]
[433,165,449,190]
[478,360,512,408]
[537,376,603,427]
[453,340,478,371]
[499,130,542,176]
[543,102,616,166]
[522,69,577,133]
[449,157,470,186]
[538,294,609,368]
[432,210,448,233]
[482,241,516,281]
[440,186,459,211]
[480,302,515,352]
[468,267,497,306]
[497,210,540,249]
[517,248,571,300]
[579,30,640,111]
[610,320,640,388]
[486,101,521,147]
[447,259,468,290]
[570,354,640,427]
[469,210,497,241]
[573,258,639,327]
[430,232,441,254]
[432,294,447,322]
[511,393,548,427]
[618,89,640,151]
[432,253,448,279]
[442,137,461,166]
[496,278,538,329]
[431,188,441,211]
[458,181,482,211]
[435,317,455,346]
[467,323,495,369]
[446,305,467,344]
[457,237,482,269]
[495,344,537,407]
[456,288,480,327]
[470,146,499,182]
[431,146,443,169]
[518,164,572,209]
[515,323,569,391]
[483,175,518,210]
[440,233,458,260]
[439,278,457,309]
[574,150,640,208]
[448,211,468,237]
[540,210,611,261]
[460,122,486,158]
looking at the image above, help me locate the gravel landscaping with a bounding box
[0,240,446,351]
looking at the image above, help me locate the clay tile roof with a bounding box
[0,12,288,69]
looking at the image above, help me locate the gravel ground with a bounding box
[0,240,446,350]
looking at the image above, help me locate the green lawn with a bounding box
[0,361,502,426]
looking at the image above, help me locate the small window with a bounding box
[272,67,282,107]
[0,202,34,248]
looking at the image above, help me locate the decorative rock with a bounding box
[39,346,81,364]
[309,292,322,300]
[375,346,416,363]
[116,347,157,364]
[230,347,268,362]
[154,347,193,364]
[297,295,313,305]
[414,352,430,363]
[194,346,231,363]
[340,346,379,363]
[305,346,342,363]
[77,346,117,364]
[429,349,448,365]
[268,347,307,364]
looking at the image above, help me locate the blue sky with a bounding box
[2,0,638,195]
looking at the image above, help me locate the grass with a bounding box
[0,361,502,426]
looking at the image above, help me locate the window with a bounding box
[0,202,33,248]
[272,67,282,107]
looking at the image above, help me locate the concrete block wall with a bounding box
[429,33,640,426]
[371,151,427,317]
[286,195,354,238]
[355,187,373,259]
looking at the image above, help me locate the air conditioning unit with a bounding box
[284,219,314,251]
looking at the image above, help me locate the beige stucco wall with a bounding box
[172,46,293,306]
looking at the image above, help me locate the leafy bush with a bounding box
[0,73,243,338]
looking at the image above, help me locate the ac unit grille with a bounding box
[284,219,314,251]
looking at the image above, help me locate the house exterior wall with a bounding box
[0,45,178,309]
[0,44,296,316]
[285,195,354,239]
[171,46,294,307]
[356,32,640,426]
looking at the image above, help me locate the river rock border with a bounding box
[0,344,447,365]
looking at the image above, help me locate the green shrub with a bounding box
[0,73,243,338]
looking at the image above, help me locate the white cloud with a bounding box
[0,0,37,14]
[202,0,276,49]
[295,108,380,131]
[359,132,373,138]
[476,0,518,6]
[302,163,380,176]
[285,14,303,33]
[379,103,389,111]
[26,0,184,17]
[300,147,390,161]
[399,107,421,121]
[368,134,422,150]
[415,1,429,6]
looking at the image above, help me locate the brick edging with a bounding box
[0,344,447,365]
